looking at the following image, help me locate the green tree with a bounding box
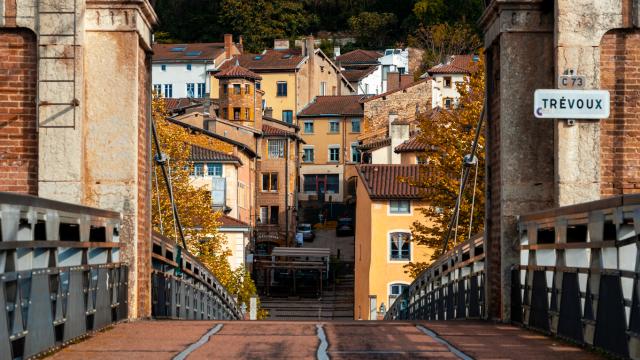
[409,22,481,74]
[348,12,397,48]
[413,0,484,26]
[406,54,485,278]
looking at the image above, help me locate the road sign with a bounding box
[534,89,610,119]
[558,75,586,89]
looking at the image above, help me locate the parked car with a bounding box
[297,223,315,242]
[336,217,354,237]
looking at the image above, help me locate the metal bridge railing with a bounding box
[151,232,242,320]
[514,194,640,359]
[385,234,485,320]
[0,192,126,360]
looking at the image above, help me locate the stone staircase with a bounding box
[261,274,354,320]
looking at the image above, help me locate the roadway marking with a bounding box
[316,324,329,360]
[416,325,473,360]
[173,323,223,360]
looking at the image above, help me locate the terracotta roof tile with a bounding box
[342,66,378,82]
[214,63,262,80]
[336,49,382,65]
[262,124,295,136]
[428,55,479,75]
[153,43,226,62]
[219,215,249,228]
[358,137,390,151]
[189,144,241,164]
[218,50,304,71]
[361,78,430,103]
[164,98,206,112]
[298,95,364,117]
[357,164,423,199]
[395,135,428,153]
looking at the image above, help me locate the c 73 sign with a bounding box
[534,89,610,119]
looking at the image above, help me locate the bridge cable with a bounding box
[151,117,188,249]
[468,157,479,241]
[453,167,464,245]
[440,101,486,254]
[153,166,165,233]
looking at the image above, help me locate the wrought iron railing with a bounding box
[151,232,242,320]
[0,192,126,360]
[514,194,640,358]
[385,234,485,320]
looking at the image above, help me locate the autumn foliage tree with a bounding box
[151,96,261,314]
[406,54,485,277]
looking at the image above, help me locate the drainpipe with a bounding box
[285,137,290,247]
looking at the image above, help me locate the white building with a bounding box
[424,55,478,109]
[152,35,242,99]
[337,48,409,95]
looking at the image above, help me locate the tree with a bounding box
[348,12,397,49]
[412,0,484,26]
[151,96,263,315]
[405,54,485,278]
[409,22,481,74]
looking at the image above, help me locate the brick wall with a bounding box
[600,29,640,196]
[0,29,37,194]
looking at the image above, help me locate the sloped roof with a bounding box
[189,144,242,164]
[395,135,428,153]
[336,49,382,65]
[262,124,295,137]
[153,43,225,62]
[218,50,304,71]
[164,98,206,113]
[357,164,423,200]
[428,55,479,75]
[214,63,262,80]
[298,95,364,117]
[219,215,250,228]
[342,66,378,82]
[358,137,390,152]
[361,78,430,103]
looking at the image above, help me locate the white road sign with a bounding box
[534,89,610,119]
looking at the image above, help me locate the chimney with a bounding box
[388,112,409,164]
[304,35,314,57]
[264,107,273,118]
[387,71,400,92]
[238,35,244,54]
[224,34,232,59]
[334,46,341,59]
[306,36,315,105]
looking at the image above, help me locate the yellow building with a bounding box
[210,37,355,124]
[354,164,434,320]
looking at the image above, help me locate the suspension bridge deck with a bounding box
[48,320,601,359]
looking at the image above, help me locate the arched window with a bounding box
[389,232,411,260]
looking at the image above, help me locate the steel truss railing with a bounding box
[385,234,485,320]
[0,192,126,359]
[151,232,242,320]
[514,194,640,359]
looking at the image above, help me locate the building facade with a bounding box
[425,55,478,109]
[337,48,410,95]
[354,164,434,320]
[152,35,242,98]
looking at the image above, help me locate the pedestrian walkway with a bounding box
[49,320,602,359]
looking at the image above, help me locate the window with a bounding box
[444,97,453,109]
[270,206,279,224]
[389,283,409,309]
[164,84,173,98]
[233,108,241,120]
[222,84,228,94]
[351,118,361,133]
[329,120,339,133]
[282,110,293,124]
[326,175,339,193]
[245,84,250,94]
[186,83,195,97]
[390,200,410,214]
[262,172,278,192]
[398,67,406,75]
[304,121,314,134]
[320,81,327,96]
[207,163,222,177]
[153,84,162,96]
[260,206,268,224]
[268,139,285,159]
[197,83,205,97]
[233,84,241,94]
[193,163,204,176]
[161,64,166,71]
[390,232,411,260]
[256,81,261,90]
[443,76,452,88]
[276,81,287,96]
[186,64,192,71]
[303,174,339,193]
[350,142,361,163]
[245,108,250,120]
[211,177,226,208]
[328,146,340,162]
[382,65,391,81]
[303,147,314,163]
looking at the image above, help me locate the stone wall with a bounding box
[600,29,640,196]
[363,80,431,130]
[0,28,37,194]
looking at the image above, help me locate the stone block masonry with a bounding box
[0,28,37,195]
